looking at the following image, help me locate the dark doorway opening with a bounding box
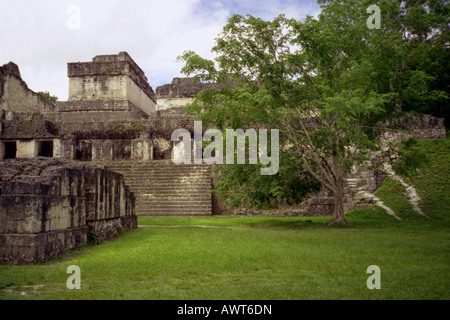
[38,141,54,157]
[76,141,92,161]
[4,142,17,159]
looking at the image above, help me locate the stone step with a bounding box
[124,177,211,181]
[132,191,211,196]
[137,212,212,216]
[111,174,211,179]
[112,173,211,179]
[115,175,210,180]
[126,181,211,186]
[106,164,209,167]
[107,166,211,171]
[129,183,211,188]
[135,207,212,213]
[136,206,212,211]
[137,211,212,215]
[123,177,211,181]
[125,184,212,189]
[135,192,212,198]
[104,160,213,216]
[126,182,211,186]
[106,165,211,171]
[121,175,211,180]
[136,204,212,209]
[131,190,211,196]
[135,196,211,202]
[135,204,212,209]
[104,161,209,166]
[114,170,211,174]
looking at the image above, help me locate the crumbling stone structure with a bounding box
[1,62,55,120]
[380,114,447,143]
[0,52,214,231]
[156,77,219,112]
[0,158,136,264]
[0,51,446,226]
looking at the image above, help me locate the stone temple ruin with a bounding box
[0,52,446,264]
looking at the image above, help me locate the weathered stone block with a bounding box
[0,158,137,264]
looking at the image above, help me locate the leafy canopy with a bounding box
[178,1,448,221]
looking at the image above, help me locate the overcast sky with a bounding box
[0,0,320,101]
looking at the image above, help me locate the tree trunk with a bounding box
[329,180,348,226]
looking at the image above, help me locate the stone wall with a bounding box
[0,158,136,264]
[156,77,221,111]
[0,62,55,117]
[83,166,136,241]
[380,114,446,143]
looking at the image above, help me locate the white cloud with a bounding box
[0,0,319,101]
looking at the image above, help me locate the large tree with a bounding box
[178,1,448,225]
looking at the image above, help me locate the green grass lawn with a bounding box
[0,139,449,300]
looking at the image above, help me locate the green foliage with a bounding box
[46,121,59,135]
[374,177,417,217]
[349,137,450,226]
[406,138,450,220]
[178,1,448,223]
[392,138,430,177]
[129,121,139,131]
[87,231,98,245]
[317,0,450,124]
[37,91,58,104]
[101,65,110,75]
[213,155,321,209]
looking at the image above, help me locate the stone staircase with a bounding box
[0,162,3,195]
[101,160,212,216]
[343,161,382,210]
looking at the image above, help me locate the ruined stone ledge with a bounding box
[156,77,222,99]
[0,158,137,264]
[0,62,21,78]
[1,62,56,114]
[121,215,138,230]
[57,100,139,112]
[51,100,150,122]
[86,215,137,242]
[87,217,123,242]
[48,110,149,124]
[0,110,60,140]
[379,114,446,142]
[0,226,88,265]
